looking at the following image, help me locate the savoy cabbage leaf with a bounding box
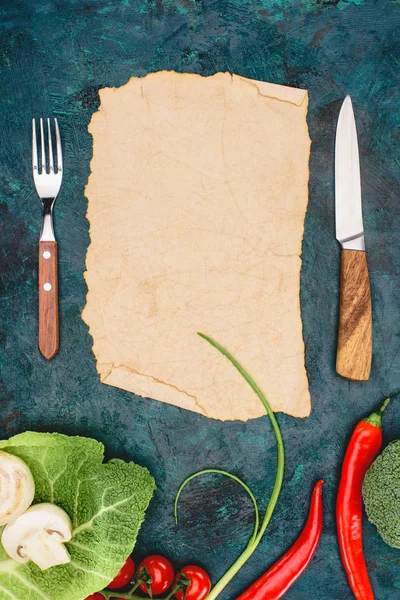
[0,431,156,600]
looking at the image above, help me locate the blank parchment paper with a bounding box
[83,71,311,420]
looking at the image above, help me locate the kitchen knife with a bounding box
[335,96,372,381]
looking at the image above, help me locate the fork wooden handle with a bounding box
[38,241,59,360]
[336,249,372,381]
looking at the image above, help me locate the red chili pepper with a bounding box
[336,398,390,600]
[237,479,324,600]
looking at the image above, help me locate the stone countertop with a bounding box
[0,1,399,598]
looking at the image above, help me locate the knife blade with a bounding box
[335,96,372,381]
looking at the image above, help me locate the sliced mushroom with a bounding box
[0,451,35,525]
[2,503,72,570]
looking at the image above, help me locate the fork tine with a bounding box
[54,118,62,173]
[40,118,46,174]
[32,119,38,173]
[47,118,54,172]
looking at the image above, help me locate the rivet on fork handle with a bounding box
[38,240,59,360]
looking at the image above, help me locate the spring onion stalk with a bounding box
[175,469,260,547]
[182,333,285,600]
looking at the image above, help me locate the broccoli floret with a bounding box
[363,441,400,548]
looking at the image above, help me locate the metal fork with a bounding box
[32,118,63,360]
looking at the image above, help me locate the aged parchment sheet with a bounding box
[83,71,311,420]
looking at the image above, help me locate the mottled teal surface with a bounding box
[0,1,399,599]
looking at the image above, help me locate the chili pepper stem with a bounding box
[364,398,390,428]
[379,398,390,413]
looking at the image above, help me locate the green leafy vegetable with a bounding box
[363,440,400,548]
[0,432,155,600]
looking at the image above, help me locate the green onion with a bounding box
[174,333,285,600]
[175,469,260,548]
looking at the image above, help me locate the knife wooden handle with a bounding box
[336,249,372,381]
[38,241,59,360]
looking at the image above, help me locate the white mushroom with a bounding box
[0,452,35,525]
[2,503,73,571]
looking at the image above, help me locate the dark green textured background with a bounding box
[0,1,399,598]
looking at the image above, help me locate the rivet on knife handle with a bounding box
[336,249,372,381]
[38,241,59,360]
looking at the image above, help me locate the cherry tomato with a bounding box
[107,556,135,589]
[137,555,175,595]
[85,594,105,600]
[174,565,211,600]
